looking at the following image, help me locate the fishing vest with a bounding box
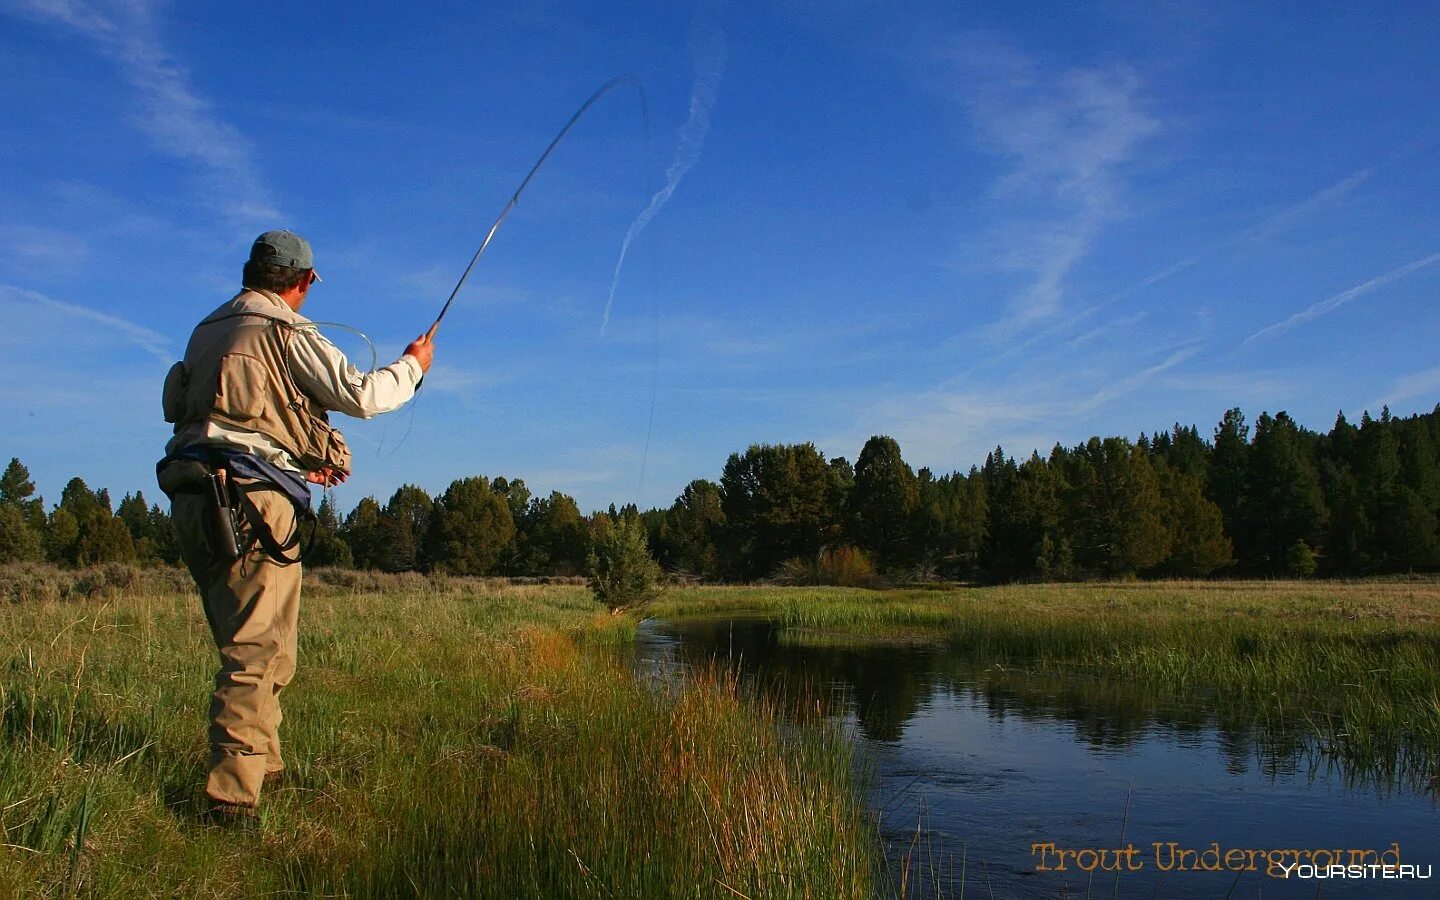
[162,290,352,474]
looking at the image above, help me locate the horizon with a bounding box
[3,1,1438,514]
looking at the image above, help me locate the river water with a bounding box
[630,617,1439,898]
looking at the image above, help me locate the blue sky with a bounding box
[3,0,1438,514]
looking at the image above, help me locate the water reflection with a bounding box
[631,617,1440,899]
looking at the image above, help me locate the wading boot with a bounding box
[200,799,259,830]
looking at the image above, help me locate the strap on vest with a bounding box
[234,483,317,567]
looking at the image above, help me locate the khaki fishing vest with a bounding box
[163,290,352,473]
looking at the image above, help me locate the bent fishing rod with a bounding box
[427,74,645,338]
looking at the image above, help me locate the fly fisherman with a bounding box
[156,230,435,822]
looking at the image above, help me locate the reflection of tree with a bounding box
[653,619,1427,795]
[667,620,936,742]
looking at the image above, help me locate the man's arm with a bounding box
[287,326,435,420]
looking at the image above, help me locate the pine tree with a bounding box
[1247,412,1327,573]
[425,477,516,575]
[341,497,384,569]
[378,484,433,572]
[0,504,43,563]
[0,457,43,563]
[587,510,663,612]
[1156,461,1232,576]
[852,435,919,571]
[1208,408,1251,563]
[308,494,354,568]
[719,443,835,580]
[1069,437,1168,577]
[664,480,726,579]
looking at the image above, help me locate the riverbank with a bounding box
[0,565,876,898]
[648,580,1440,791]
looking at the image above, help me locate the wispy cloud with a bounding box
[934,165,1390,388]
[1066,311,1148,348]
[0,224,90,268]
[0,283,172,364]
[845,342,1200,469]
[1372,365,1440,413]
[1071,345,1198,414]
[951,36,1160,333]
[5,0,279,226]
[1245,251,1440,343]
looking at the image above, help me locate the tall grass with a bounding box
[1,565,878,898]
[647,580,1440,792]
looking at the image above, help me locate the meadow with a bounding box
[0,565,876,898]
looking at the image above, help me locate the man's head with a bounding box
[242,230,321,304]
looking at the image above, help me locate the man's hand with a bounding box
[404,326,436,374]
[307,467,348,487]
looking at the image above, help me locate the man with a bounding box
[157,230,435,820]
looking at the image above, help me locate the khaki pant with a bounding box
[173,481,301,807]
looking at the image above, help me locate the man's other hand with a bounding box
[307,467,348,487]
[404,328,436,374]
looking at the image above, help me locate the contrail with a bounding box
[1245,251,1440,343]
[600,6,726,335]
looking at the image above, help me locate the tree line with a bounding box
[3,402,1439,581]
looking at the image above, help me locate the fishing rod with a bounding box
[428,74,645,337]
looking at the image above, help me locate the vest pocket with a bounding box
[213,353,271,424]
[162,361,188,424]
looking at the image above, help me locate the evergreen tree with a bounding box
[1208,408,1251,562]
[1247,412,1327,572]
[517,491,589,575]
[307,493,354,568]
[148,504,181,566]
[851,435,919,570]
[663,480,726,579]
[378,484,433,572]
[0,457,43,563]
[0,504,43,563]
[587,510,663,611]
[1319,458,1369,573]
[341,497,384,569]
[45,507,80,564]
[719,443,835,580]
[0,458,43,527]
[425,476,516,575]
[1155,461,1232,576]
[117,491,161,564]
[914,469,987,578]
[1069,437,1168,576]
[980,447,1025,578]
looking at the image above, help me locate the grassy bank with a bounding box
[1,565,877,898]
[648,580,1440,790]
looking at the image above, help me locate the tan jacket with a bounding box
[164,289,422,473]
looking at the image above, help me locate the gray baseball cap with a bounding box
[249,230,321,280]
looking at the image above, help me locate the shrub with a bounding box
[586,515,663,612]
[1286,541,1318,578]
[773,545,883,589]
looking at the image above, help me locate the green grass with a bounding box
[647,580,1440,791]
[1,565,878,898]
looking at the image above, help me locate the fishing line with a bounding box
[376,75,650,460]
[294,321,379,374]
[430,74,648,334]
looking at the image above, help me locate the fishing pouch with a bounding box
[156,457,244,562]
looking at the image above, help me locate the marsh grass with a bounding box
[648,580,1440,792]
[1,566,877,898]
